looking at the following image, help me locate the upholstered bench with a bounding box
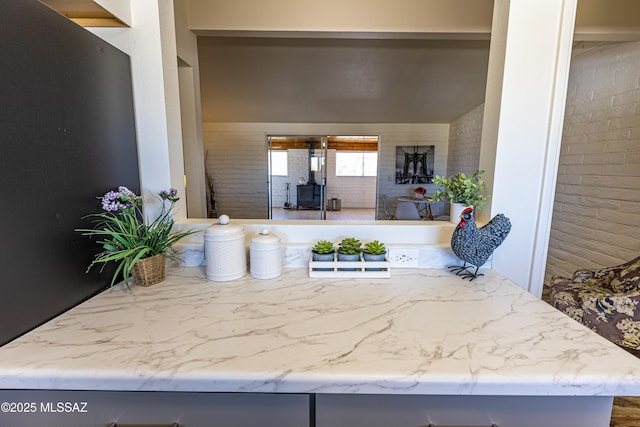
[550,256,640,353]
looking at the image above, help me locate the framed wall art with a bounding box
[395,145,435,184]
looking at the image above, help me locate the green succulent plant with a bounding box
[337,237,362,255]
[312,240,335,254]
[431,169,488,209]
[363,240,386,255]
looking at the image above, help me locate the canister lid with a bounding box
[204,214,245,237]
[250,229,280,247]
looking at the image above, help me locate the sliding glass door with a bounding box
[267,135,379,220]
[267,135,328,220]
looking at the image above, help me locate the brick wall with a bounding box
[204,127,268,219]
[436,103,485,218]
[270,149,308,208]
[446,103,484,176]
[325,150,378,209]
[376,125,450,218]
[545,41,640,282]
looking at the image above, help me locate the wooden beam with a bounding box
[269,136,379,151]
[70,17,127,27]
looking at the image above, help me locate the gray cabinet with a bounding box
[315,394,613,427]
[0,390,309,427]
[0,390,616,427]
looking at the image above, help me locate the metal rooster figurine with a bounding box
[449,207,511,280]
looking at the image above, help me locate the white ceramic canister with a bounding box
[249,229,282,279]
[204,215,246,281]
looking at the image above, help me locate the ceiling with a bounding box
[197,36,490,124]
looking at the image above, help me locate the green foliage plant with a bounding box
[431,169,488,209]
[77,186,195,289]
[363,240,386,255]
[312,240,335,254]
[338,237,363,255]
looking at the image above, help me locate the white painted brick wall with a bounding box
[375,125,450,218]
[447,103,484,176]
[204,129,268,219]
[545,41,640,283]
[438,103,485,218]
[325,150,377,209]
[271,149,308,207]
[203,123,450,219]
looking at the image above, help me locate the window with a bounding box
[310,156,325,172]
[336,152,378,177]
[269,150,288,176]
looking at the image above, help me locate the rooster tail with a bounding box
[481,214,512,244]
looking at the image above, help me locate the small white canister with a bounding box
[249,229,282,279]
[204,215,246,281]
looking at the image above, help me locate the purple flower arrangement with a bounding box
[77,186,194,288]
[100,186,142,212]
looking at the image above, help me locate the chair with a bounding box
[550,255,640,352]
[394,201,421,220]
[381,194,395,220]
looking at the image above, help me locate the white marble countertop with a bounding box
[2,267,640,396]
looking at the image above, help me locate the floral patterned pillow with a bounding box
[572,259,640,293]
[609,261,640,293]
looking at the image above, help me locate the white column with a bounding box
[133,0,186,220]
[179,63,207,218]
[90,1,187,221]
[479,0,577,295]
[175,4,207,218]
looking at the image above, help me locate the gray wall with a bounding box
[0,0,140,345]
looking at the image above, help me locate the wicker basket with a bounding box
[131,254,166,287]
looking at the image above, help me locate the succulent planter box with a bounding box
[308,253,391,278]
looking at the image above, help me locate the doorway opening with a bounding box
[267,135,379,220]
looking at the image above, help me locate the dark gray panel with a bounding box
[0,0,140,345]
[0,390,310,427]
[316,394,613,427]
